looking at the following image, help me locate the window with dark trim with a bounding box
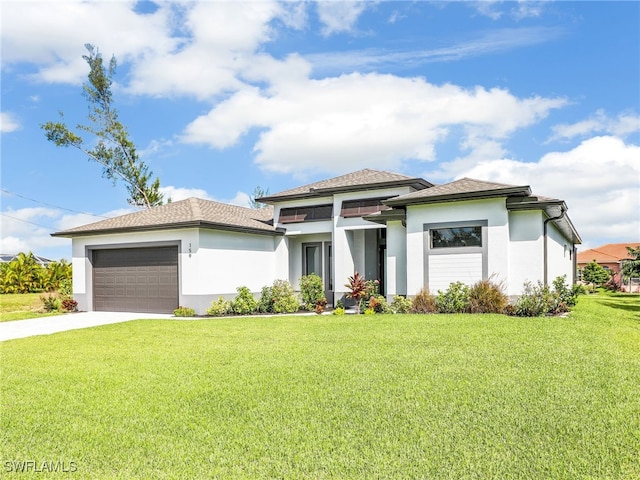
[279,204,333,223]
[430,226,482,248]
[340,197,391,218]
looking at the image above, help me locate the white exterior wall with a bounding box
[405,198,509,296]
[546,221,576,285]
[508,210,544,295]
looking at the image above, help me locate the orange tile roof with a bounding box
[577,242,640,264]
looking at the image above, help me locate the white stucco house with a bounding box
[52,169,581,314]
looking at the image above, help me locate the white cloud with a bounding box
[125,1,285,99]
[0,207,134,259]
[1,207,67,256]
[0,112,20,133]
[306,26,565,74]
[182,73,565,178]
[473,1,547,20]
[1,1,177,84]
[549,110,640,142]
[316,1,370,36]
[160,186,215,202]
[462,136,640,246]
[159,186,250,208]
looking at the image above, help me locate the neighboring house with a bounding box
[577,242,640,291]
[52,169,581,314]
[0,253,54,267]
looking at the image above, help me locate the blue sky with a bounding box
[1,0,639,261]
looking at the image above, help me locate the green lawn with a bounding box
[1,293,638,479]
[0,293,61,322]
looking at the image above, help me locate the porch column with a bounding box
[386,220,407,300]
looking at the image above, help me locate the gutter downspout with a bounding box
[543,208,566,286]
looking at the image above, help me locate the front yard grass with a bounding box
[1,292,638,479]
[0,293,60,322]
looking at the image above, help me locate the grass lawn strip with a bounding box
[0,292,638,478]
[0,293,61,322]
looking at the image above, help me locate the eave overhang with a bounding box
[51,221,285,239]
[384,186,531,207]
[362,208,407,226]
[507,197,582,244]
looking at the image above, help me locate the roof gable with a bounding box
[52,198,279,237]
[257,169,431,203]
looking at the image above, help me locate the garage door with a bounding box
[92,246,178,313]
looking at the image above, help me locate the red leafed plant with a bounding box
[345,272,367,314]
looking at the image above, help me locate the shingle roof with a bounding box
[52,198,279,237]
[385,178,531,206]
[257,169,431,203]
[577,243,640,264]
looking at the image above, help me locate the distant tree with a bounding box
[622,246,640,280]
[249,186,270,209]
[581,260,611,291]
[41,44,163,208]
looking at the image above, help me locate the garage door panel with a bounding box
[92,247,178,313]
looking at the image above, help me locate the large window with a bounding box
[430,226,482,249]
[279,204,333,223]
[340,197,391,218]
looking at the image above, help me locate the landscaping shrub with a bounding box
[367,294,388,313]
[61,298,78,312]
[207,297,232,316]
[468,279,508,314]
[271,280,300,314]
[550,275,580,313]
[435,281,470,313]
[232,286,258,315]
[257,285,275,313]
[514,281,553,317]
[40,294,61,312]
[299,274,324,311]
[514,276,583,317]
[411,288,438,313]
[314,297,328,314]
[258,280,300,314]
[389,295,413,314]
[173,306,195,317]
[332,307,345,315]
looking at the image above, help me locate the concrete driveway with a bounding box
[0,311,173,342]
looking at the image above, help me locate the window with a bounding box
[340,197,391,218]
[304,244,321,276]
[430,226,482,249]
[279,204,333,223]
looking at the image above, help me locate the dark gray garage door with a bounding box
[92,247,178,313]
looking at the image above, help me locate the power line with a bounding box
[0,213,56,230]
[0,188,110,219]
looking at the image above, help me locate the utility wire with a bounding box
[1,188,110,219]
[0,213,56,230]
